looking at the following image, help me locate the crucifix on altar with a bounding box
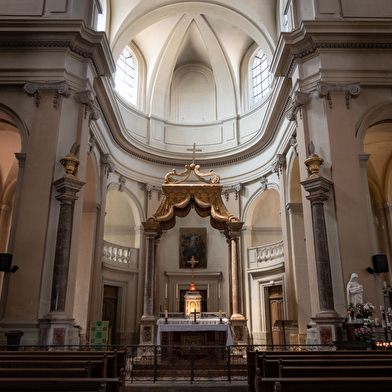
[184,256,202,319]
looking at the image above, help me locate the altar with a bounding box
[156,317,233,346]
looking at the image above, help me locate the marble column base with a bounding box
[310,312,345,346]
[39,312,80,346]
[229,318,248,345]
[139,317,157,345]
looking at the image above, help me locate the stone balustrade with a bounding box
[247,240,284,268]
[102,240,138,267]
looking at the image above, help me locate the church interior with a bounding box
[0,0,392,350]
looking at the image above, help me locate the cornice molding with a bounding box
[1,41,102,76]
[284,42,392,78]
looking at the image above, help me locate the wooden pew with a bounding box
[0,366,91,378]
[259,377,392,392]
[262,357,392,377]
[0,349,127,377]
[0,359,107,377]
[278,363,392,378]
[0,378,107,392]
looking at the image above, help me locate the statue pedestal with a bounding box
[311,311,345,346]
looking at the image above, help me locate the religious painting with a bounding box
[179,227,207,268]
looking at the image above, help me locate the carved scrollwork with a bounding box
[285,92,311,122]
[165,163,220,184]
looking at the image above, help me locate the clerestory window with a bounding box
[115,48,136,105]
[252,49,271,103]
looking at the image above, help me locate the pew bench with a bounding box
[257,377,392,392]
[0,359,107,377]
[0,378,107,392]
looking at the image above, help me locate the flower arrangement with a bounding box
[345,302,356,321]
[355,325,374,341]
[356,302,375,319]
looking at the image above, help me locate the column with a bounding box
[286,203,311,341]
[301,149,344,345]
[40,153,85,345]
[225,221,247,344]
[140,221,161,345]
[88,153,115,323]
[271,153,297,326]
[50,176,85,313]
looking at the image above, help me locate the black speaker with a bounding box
[372,254,389,273]
[0,254,12,272]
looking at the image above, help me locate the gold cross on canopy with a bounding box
[187,256,199,285]
[186,143,202,164]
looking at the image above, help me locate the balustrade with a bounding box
[102,240,138,266]
[248,240,284,268]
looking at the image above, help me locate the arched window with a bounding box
[115,48,136,105]
[252,49,271,103]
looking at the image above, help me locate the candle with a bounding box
[219,310,222,318]
[165,284,167,299]
[207,284,209,299]
[176,284,178,299]
[218,283,220,299]
[165,310,168,318]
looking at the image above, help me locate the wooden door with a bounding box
[102,285,118,344]
[269,285,284,346]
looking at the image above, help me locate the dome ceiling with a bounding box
[107,1,278,164]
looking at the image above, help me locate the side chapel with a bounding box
[0,0,391,347]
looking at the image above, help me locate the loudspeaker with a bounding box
[0,253,12,272]
[372,254,389,273]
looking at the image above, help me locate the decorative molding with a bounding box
[260,176,268,192]
[1,41,101,76]
[145,183,163,201]
[317,82,361,109]
[101,153,115,178]
[286,92,311,123]
[358,153,371,169]
[118,175,126,192]
[271,154,286,178]
[88,135,96,154]
[15,153,27,168]
[24,81,70,108]
[74,90,100,124]
[284,42,392,78]
[222,183,243,202]
[290,136,298,156]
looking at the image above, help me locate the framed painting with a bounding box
[179,227,207,268]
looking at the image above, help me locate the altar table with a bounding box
[156,319,233,346]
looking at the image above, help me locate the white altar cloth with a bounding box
[156,321,233,346]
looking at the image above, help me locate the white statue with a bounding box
[346,273,363,306]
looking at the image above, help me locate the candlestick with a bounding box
[165,310,168,318]
[219,309,222,318]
